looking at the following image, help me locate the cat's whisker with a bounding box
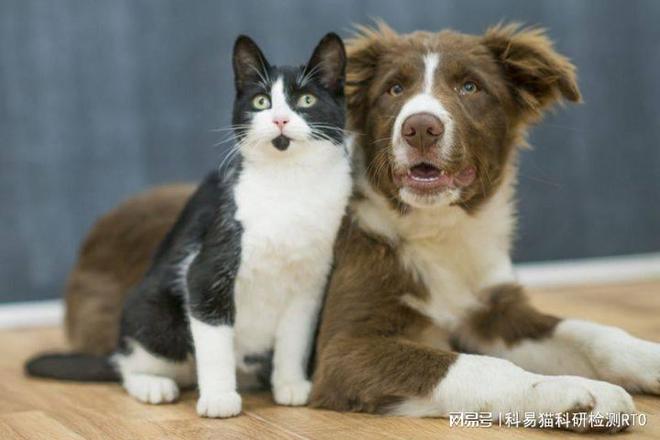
[217,145,241,172]
[308,126,360,139]
[210,125,252,133]
[213,135,240,148]
[308,123,352,133]
[309,129,342,144]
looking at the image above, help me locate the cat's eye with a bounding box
[389,84,404,96]
[297,94,317,108]
[459,81,479,95]
[252,94,271,110]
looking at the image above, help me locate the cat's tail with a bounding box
[24,352,120,382]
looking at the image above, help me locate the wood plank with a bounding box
[0,281,658,439]
[0,411,85,440]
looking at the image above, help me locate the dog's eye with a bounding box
[252,94,271,110]
[459,81,479,95]
[297,94,317,108]
[389,84,404,96]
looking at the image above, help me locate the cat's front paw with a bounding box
[196,391,242,418]
[272,380,311,406]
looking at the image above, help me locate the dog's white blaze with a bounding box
[392,95,454,149]
[423,53,440,93]
[391,52,456,184]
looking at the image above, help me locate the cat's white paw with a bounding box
[196,391,242,418]
[272,380,312,406]
[529,376,636,432]
[123,373,180,404]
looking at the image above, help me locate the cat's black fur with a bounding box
[118,168,241,361]
[26,33,347,385]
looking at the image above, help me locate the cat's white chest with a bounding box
[231,152,351,369]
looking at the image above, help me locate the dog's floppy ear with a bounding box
[345,21,395,129]
[233,35,270,94]
[482,23,581,118]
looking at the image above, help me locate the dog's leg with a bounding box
[311,335,635,432]
[456,283,660,394]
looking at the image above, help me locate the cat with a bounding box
[26,32,352,419]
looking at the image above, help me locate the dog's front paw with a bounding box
[585,327,660,394]
[272,380,311,406]
[196,391,242,418]
[529,376,636,432]
[603,338,660,394]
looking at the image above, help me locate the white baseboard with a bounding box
[0,252,659,329]
[516,252,660,288]
[0,299,64,329]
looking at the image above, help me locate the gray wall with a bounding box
[1,0,659,303]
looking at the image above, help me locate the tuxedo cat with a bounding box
[26,33,352,418]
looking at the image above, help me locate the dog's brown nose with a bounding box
[402,113,444,150]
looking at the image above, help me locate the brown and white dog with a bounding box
[60,23,660,433]
[308,23,660,432]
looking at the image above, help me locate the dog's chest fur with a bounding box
[354,170,517,333]
[232,154,351,367]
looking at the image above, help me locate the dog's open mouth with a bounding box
[398,163,476,193]
[409,163,445,181]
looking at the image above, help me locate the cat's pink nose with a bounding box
[273,118,289,130]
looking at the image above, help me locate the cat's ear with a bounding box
[233,35,270,93]
[304,33,346,94]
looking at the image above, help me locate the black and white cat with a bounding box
[26,33,352,418]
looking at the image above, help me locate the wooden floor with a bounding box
[1,281,659,439]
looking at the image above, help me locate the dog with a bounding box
[58,23,660,432]
[307,23,660,433]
